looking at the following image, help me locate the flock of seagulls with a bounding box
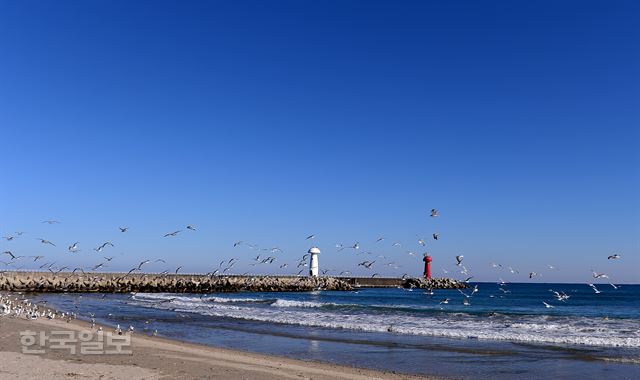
[0,210,626,315]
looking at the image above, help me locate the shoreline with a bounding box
[0,298,437,379]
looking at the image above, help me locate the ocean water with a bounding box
[35,282,640,379]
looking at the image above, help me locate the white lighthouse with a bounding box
[308,247,321,277]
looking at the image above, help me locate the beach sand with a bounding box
[0,313,433,380]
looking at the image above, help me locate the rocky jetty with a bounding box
[0,272,353,293]
[402,277,467,289]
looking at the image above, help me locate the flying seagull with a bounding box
[186,225,196,231]
[430,209,439,217]
[306,234,315,240]
[607,254,620,260]
[119,227,129,233]
[455,255,464,266]
[163,230,182,237]
[542,301,554,309]
[591,270,609,279]
[36,238,56,246]
[42,220,60,224]
[589,283,601,294]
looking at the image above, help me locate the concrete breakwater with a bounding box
[0,272,465,293]
[338,276,466,289]
[0,272,353,293]
[401,277,467,289]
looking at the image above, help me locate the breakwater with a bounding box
[0,272,465,293]
[0,272,352,293]
[342,276,467,289]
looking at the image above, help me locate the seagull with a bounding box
[455,255,464,266]
[430,209,439,217]
[104,256,114,261]
[589,283,601,294]
[154,259,166,263]
[463,276,474,283]
[233,241,243,247]
[357,261,375,269]
[163,231,182,237]
[591,270,609,279]
[432,233,439,240]
[186,225,196,231]
[305,234,315,240]
[417,237,426,247]
[371,273,380,278]
[376,237,385,243]
[529,272,538,279]
[41,220,60,224]
[391,242,402,248]
[610,283,619,290]
[279,263,288,268]
[550,290,570,301]
[68,242,79,252]
[92,263,105,271]
[607,254,620,260]
[2,236,14,241]
[439,298,450,304]
[119,227,129,232]
[2,251,16,259]
[36,238,56,246]
[339,271,351,275]
[542,301,554,309]
[137,260,150,270]
[175,266,182,274]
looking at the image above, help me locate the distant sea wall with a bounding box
[0,272,465,293]
[343,276,467,289]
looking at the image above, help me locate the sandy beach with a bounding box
[0,310,432,380]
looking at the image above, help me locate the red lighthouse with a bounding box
[423,254,432,279]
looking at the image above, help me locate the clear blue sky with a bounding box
[1,1,638,283]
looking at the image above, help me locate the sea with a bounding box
[34,282,640,379]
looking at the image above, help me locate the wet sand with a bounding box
[0,313,434,379]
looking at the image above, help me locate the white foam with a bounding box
[130,294,640,348]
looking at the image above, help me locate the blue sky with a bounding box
[1,1,638,283]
